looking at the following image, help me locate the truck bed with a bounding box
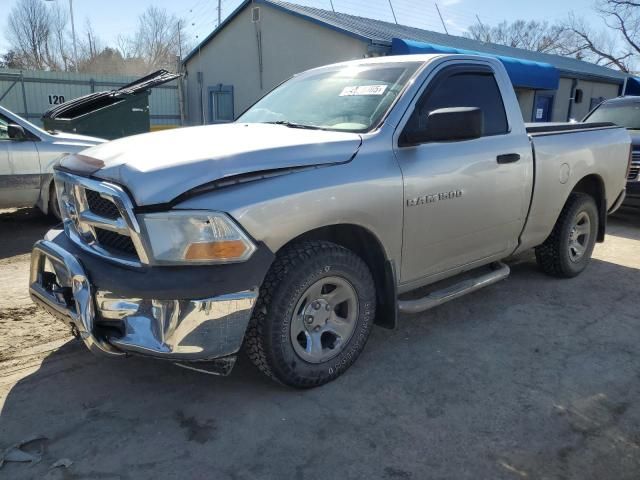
[515,123,630,254]
[525,122,617,135]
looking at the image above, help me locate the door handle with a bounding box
[497,153,521,164]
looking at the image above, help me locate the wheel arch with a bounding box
[570,174,606,242]
[35,176,55,215]
[279,223,398,329]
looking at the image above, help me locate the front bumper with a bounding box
[29,235,264,371]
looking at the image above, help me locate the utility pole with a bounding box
[435,3,449,35]
[176,20,185,125]
[44,0,79,72]
[69,0,78,71]
[476,14,488,40]
[387,0,398,24]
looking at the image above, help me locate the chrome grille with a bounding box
[85,190,121,220]
[629,152,640,181]
[55,171,148,267]
[94,228,137,256]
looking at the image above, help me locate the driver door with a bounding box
[0,114,41,208]
[394,63,532,284]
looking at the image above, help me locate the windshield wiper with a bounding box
[265,120,323,130]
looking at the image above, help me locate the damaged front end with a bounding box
[29,170,274,375]
[29,238,259,376]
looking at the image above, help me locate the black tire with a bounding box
[535,193,598,278]
[48,182,62,221]
[244,241,376,388]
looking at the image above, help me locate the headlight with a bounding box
[139,211,256,265]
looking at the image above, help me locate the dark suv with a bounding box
[584,96,640,208]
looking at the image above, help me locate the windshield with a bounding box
[238,62,422,132]
[586,101,640,129]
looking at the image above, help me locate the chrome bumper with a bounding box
[29,240,258,366]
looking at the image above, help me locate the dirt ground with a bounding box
[1,207,639,480]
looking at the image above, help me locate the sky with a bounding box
[0,0,602,56]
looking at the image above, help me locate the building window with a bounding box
[533,93,554,122]
[208,85,234,123]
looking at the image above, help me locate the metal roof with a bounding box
[184,0,630,84]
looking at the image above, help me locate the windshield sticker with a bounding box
[340,85,388,96]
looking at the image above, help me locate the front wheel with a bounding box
[535,193,599,278]
[244,241,376,388]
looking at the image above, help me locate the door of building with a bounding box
[208,85,234,123]
[533,93,554,122]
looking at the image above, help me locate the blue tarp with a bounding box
[624,77,640,96]
[391,38,560,91]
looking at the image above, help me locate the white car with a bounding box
[0,105,105,218]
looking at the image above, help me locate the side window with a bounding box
[407,70,509,138]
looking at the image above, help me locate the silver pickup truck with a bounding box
[29,54,630,388]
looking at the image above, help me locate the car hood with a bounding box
[60,123,362,206]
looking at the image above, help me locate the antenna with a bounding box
[435,3,449,35]
[329,0,335,13]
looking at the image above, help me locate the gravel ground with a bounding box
[0,207,639,480]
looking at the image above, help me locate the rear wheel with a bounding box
[244,241,376,388]
[535,193,598,278]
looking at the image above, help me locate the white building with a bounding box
[183,0,637,126]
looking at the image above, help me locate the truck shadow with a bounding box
[1,255,639,479]
[0,208,58,260]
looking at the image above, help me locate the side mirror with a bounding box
[402,107,484,146]
[8,124,26,140]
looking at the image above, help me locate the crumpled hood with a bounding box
[48,131,105,147]
[61,123,362,205]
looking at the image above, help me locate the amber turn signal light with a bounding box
[185,241,248,261]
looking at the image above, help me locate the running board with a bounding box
[397,262,510,314]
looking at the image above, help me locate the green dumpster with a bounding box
[42,70,179,140]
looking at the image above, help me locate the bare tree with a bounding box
[4,0,74,71]
[466,19,567,53]
[84,19,101,60]
[0,50,26,69]
[48,5,71,70]
[6,0,53,69]
[561,1,640,73]
[125,6,188,73]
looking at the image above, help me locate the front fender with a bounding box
[174,151,404,270]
